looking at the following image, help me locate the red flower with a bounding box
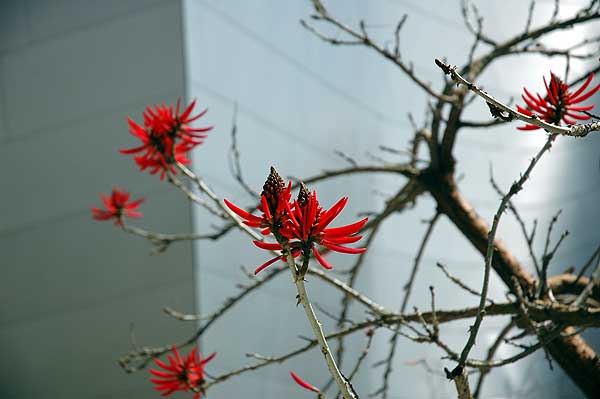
[224,168,297,275]
[517,72,599,130]
[91,187,143,225]
[120,99,213,179]
[252,184,367,274]
[224,166,292,235]
[224,170,367,275]
[149,345,216,399]
[279,183,368,271]
[290,371,320,393]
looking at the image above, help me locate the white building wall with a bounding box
[184,1,597,398]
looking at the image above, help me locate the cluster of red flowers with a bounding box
[150,345,216,399]
[120,99,213,179]
[225,167,367,275]
[90,187,143,225]
[517,72,599,130]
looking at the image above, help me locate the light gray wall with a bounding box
[0,1,197,398]
[183,1,596,398]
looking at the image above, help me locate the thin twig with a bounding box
[303,0,458,103]
[280,246,357,399]
[490,175,541,277]
[473,319,516,399]
[436,262,493,304]
[573,255,600,308]
[574,243,600,286]
[453,135,555,375]
[538,210,569,298]
[121,222,224,254]
[227,103,260,198]
[435,59,600,137]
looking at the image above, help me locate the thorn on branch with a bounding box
[435,58,453,75]
[486,102,514,121]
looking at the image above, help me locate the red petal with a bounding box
[171,345,183,366]
[150,376,179,386]
[567,104,594,112]
[252,240,283,250]
[284,201,300,230]
[185,126,212,133]
[290,371,320,393]
[223,199,263,224]
[153,358,178,372]
[119,145,148,154]
[91,208,115,220]
[186,108,209,123]
[101,192,113,209]
[517,124,541,131]
[126,198,145,209]
[523,87,546,107]
[254,255,284,274]
[569,73,593,100]
[516,105,533,116]
[127,118,149,140]
[521,94,545,114]
[544,75,558,105]
[324,217,368,237]
[564,111,590,120]
[180,100,197,121]
[155,383,181,392]
[125,210,143,218]
[308,192,319,230]
[200,352,217,365]
[150,368,177,378]
[314,197,348,231]
[261,195,272,221]
[570,82,600,103]
[322,235,362,244]
[322,242,366,254]
[312,247,333,270]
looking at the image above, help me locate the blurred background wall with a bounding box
[0,1,196,398]
[0,1,598,398]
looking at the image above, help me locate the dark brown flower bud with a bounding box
[297,182,310,207]
[262,166,286,206]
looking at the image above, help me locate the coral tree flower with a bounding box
[224,167,296,274]
[120,99,213,179]
[224,166,292,235]
[280,183,368,271]
[290,371,321,394]
[517,72,599,130]
[225,168,367,275]
[149,345,216,399]
[91,187,143,225]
